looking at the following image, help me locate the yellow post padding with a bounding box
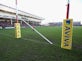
[61,19,73,50]
[14,23,21,38]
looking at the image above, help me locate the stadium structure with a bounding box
[0,4,44,29]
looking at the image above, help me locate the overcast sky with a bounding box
[0,0,82,24]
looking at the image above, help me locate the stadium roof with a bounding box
[0,4,44,20]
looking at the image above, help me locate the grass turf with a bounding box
[0,26,82,61]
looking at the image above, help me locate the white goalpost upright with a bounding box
[14,0,53,44]
[22,19,53,44]
[14,0,21,38]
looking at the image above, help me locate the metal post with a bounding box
[66,0,70,19]
[22,19,53,44]
[15,0,21,38]
[16,0,18,23]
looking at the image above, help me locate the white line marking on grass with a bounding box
[21,38,50,45]
[0,33,50,45]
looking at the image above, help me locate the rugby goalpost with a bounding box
[61,0,73,50]
[14,0,53,44]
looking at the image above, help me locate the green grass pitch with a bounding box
[0,26,82,61]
